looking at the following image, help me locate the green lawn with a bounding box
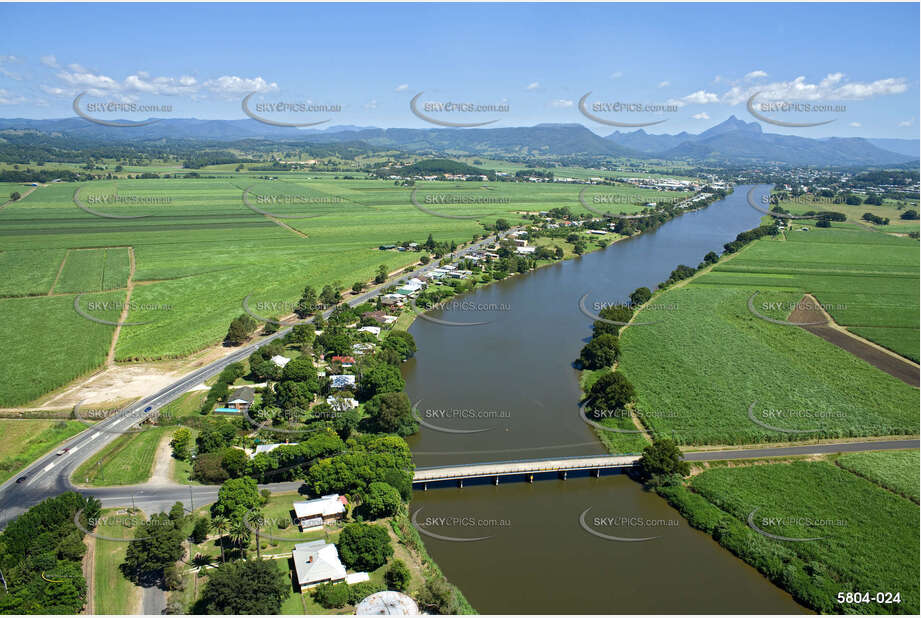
[836,449,920,503]
[616,226,919,446]
[73,427,166,486]
[93,508,143,615]
[660,459,919,614]
[0,419,86,484]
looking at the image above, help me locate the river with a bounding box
[404,185,806,613]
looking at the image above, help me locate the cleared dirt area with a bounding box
[790,293,919,388]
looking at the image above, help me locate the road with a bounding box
[0,234,501,530]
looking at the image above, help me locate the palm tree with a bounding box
[229,518,252,561]
[210,515,228,564]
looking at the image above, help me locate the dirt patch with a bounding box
[40,364,188,409]
[789,294,919,387]
[147,432,175,487]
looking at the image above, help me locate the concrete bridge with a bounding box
[412,454,640,489]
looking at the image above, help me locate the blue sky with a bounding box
[0,2,918,138]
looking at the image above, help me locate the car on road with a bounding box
[15,476,28,483]
[144,406,152,412]
[56,447,70,456]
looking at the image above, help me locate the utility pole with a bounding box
[0,566,8,593]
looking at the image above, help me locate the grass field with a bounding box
[777,196,920,233]
[73,427,167,486]
[616,225,919,446]
[0,172,674,405]
[0,418,86,484]
[836,450,920,503]
[667,460,920,614]
[93,508,143,615]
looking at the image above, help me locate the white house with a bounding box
[326,396,359,411]
[381,294,405,306]
[292,540,346,588]
[270,355,291,368]
[515,246,537,254]
[352,342,375,355]
[358,326,382,337]
[250,442,296,459]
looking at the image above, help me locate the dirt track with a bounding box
[789,294,919,388]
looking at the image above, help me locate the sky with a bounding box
[0,2,918,138]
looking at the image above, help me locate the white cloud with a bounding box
[610,71,623,79]
[668,90,720,108]
[40,85,67,96]
[125,73,198,96]
[898,118,914,127]
[394,83,408,92]
[692,112,710,120]
[203,75,278,97]
[848,121,861,128]
[550,98,573,108]
[745,70,768,80]
[526,81,540,90]
[40,55,59,68]
[658,81,670,88]
[722,73,908,105]
[363,99,377,110]
[0,88,26,105]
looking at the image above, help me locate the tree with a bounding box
[122,512,185,585]
[295,285,318,317]
[281,357,320,392]
[221,447,248,478]
[273,380,314,410]
[210,515,229,563]
[358,364,405,400]
[211,477,264,526]
[170,427,192,461]
[588,371,635,415]
[592,305,632,337]
[360,482,403,519]
[816,219,831,228]
[385,559,411,592]
[9,191,21,201]
[194,560,290,614]
[289,323,316,345]
[900,209,919,220]
[703,251,719,265]
[225,314,258,345]
[636,438,690,482]
[578,334,620,370]
[416,575,462,615]
[312,582,349,608]
[191,517,210,544]
[381,330,416,361]
[364,392,417,436]
[374,264,388,284]
[629,287,652,307]
[423,233,436,251]
[336,523,393,571]
[320,284,342,307]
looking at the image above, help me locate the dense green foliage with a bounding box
[0,492,100,614]
[836,450,920,503]
[336,523,394,571]
[193,559,290,614]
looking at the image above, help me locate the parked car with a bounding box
[15,476,28,483]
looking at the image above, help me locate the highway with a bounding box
[0,234,500,529]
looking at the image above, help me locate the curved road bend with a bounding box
[0,235,500,530]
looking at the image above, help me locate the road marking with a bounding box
[91,432,101,439]
[42,462,55,472]
[69,445,81,454]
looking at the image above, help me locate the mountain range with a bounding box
[0,115,916,167]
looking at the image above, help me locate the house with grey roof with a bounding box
[292,540,347,589]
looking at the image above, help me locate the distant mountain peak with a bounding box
[700,115,762,138]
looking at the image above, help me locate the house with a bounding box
[270,355,291,368]
[515,246,537,254]
[362,311,390,325]
[513,239,528,247]
[326,396,359,411]
[330,374,356,390]
[586,229,607,235]
[292,540,346,588]
[223,386,254,413]
[358,326,382,337]
[293,494,348,528]
[352,342,375,355]
[381,294,406,306]
[330,355,355,367]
